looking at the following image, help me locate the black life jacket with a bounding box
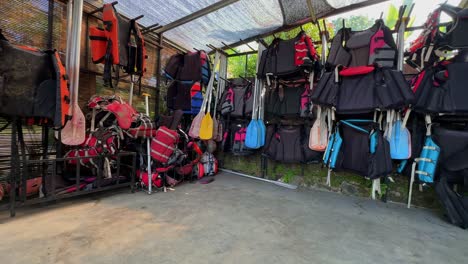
[435,176,468,229]
[325,20,396,68]
[230,121,254,156]
[0,33,70,128]
[264,78,311,117]
[258,31,319,79]
[312,20,410,114]
[326,28,352,68]
[329,120,392,179]
[219,78,253,118]
[89,4,147,87]
[407,4,468,70]
[413,61,468,114]
[433,125,468,182]
[164,51,211,85]
[263,125,318,163]
[312,66,413,114]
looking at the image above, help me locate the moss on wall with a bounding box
[218,152,440,209]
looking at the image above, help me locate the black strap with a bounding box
[89,36,108,41]
[103,39,114,87]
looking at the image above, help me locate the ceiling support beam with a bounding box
[156,0,240,33]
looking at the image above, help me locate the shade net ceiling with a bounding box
[103,0,384,50]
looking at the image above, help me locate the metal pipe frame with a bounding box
[8,151,136,217]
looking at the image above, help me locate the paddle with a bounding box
[309,106,324,151]
[212,77,220,140]
[200,52,220,140]
[258,80,267,147]
[142,93,154,193]
[189,51,219,139]
[245,43,267,149]
[199,84,214,140]
[214,52,228,142]
[62,0,86,146]
[245,78,260,148]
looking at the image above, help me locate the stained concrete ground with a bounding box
[0,172,467,264]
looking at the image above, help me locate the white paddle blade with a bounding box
[189,111,205,138]
[61,103,86,145]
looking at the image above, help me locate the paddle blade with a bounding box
[61,103,86,145]
[245,120,260,149]
[199,113,214,140]
[389,120,411,159]
[309,118,328,151]
[258,119,266,146]
[188,111,205,138]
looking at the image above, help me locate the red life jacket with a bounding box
[89,4,147,87]
[151,126,179,164]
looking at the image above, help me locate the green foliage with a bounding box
[227,54,257,78]
[385,4,400,29]
[331,15,375,32]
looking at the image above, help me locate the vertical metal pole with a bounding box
[397,16,407,72]
[244,54,248,77]
[155,34,164,118]
[17,121,27,203]
[41,126,49,196]
[10,118,17,217]
[47,0,54,49]
[131,153,136,193]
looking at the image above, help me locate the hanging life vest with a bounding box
[0,31,70,128]
[258,31,319,79]
[407,4,468,70]
[89,4,147,87]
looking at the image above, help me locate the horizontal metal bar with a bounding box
[239,39,255,51]
[221,169,298,190]
[79,68,159,91]
[132,14,144,21]
[25,152,136,164]
[221,41,238,54]
[11,183,134,208]
[227,50,257,57]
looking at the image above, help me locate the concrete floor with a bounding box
[0,172,466,264]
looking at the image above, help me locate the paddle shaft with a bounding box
[70,0,84,137]
[143,93,153,194]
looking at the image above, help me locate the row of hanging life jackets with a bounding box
[257,31,320,118]
[407,3,468,115]
[402,4,468,187]
[309,19,413,180]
